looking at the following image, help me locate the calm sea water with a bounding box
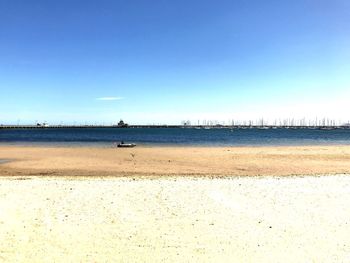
[1,128,350,146]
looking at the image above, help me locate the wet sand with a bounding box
[1,145,350,176]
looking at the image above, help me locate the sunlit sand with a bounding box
[1,145,350,262]
[0,175,350,262]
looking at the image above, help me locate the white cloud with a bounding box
[96,97,124,101]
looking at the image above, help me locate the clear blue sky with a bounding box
[0,0,349,124]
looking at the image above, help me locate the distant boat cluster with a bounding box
[182,118,350,127]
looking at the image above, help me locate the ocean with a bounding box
[1,127,350,146]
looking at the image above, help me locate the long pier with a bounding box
[1,125,349,130]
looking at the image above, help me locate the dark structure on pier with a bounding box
[117,120,128,128]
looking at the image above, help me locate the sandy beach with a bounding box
[1,145,350,262]
[1,145,350,176]
[0,175,350,262]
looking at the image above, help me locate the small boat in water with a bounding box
[117,141,136,148]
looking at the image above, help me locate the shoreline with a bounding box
[1,142,350,148]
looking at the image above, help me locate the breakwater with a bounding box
[1,125,349,130]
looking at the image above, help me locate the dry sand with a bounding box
[0,175,350,262]
[1,145,350,262]
[1,145,350,176]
